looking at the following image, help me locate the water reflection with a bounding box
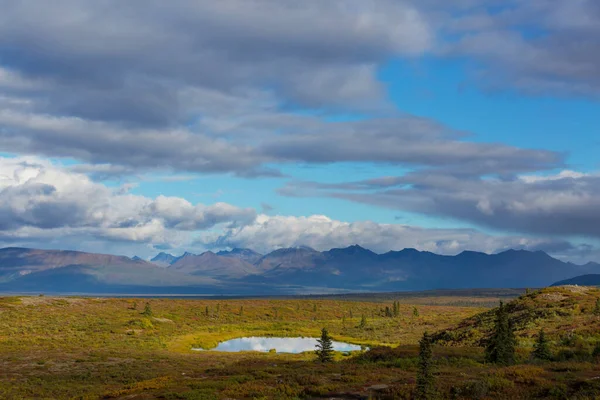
[193,336,363,353]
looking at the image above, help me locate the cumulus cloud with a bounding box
[201,214,597,262]
[0,157,256,248]
[1,157,597,263]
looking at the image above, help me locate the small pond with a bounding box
[192,336,364,353]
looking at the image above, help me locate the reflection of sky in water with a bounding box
[194,337,363,353]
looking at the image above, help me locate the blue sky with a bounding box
[0,0,599,262]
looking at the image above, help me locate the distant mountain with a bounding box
[216,248,262,264]
[150,252,178,267]
[0,247,215,293]
[1,245,599,294]
[255,246,323,273]
[169,251,259,278]
[552,274,600,287]
[131,256,144,261]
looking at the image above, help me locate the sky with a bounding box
[0,0,599,263]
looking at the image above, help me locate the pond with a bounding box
[192,336,364,354]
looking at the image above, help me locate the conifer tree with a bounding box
[594,298,600,316]
[359,315,367,329]
[385,306,392,317]
[532,329,552,361]
[239,305,244,317]
[205,305,209,316]
[393,301,399,317]
[315,328,334,363]
[415,332,436,400]
[141,302,153,317]
[485,301,516,365]
[413,306,420,317]
[592,342,600,359]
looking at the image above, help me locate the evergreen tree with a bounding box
[385,306,392,317]
[359,315,367,329]
[205,305,209,316]
[393,301,399,317]
[313,304,317,312]
[315,328,334,363]
[413,306,420,317]
[594,298,600,316]
[592,342,600,359]
[485,301,516,365]
[415,332,436,400]
[239,306,244,317]
[141,302,153,317]
[532,329,552,361]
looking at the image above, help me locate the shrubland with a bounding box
[0,286,599,399]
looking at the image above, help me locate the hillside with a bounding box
[433,285,600,346]
[552,274,600,287]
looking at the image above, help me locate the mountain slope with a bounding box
[169,251,259,278]
[0,247,216,290]
[150,252,178,267]
[216,248,262,264]
[552,274,600,287]
[251,247,600,291]
[432,285,600,346]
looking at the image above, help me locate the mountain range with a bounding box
[0,245,598,295]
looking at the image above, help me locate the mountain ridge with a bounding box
[0,245,599,294]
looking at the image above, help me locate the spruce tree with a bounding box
[385,306,392,317]
[141,302,153,317]
[315,328,334,363]
[413,306,420,317]
[485,301,516,365]
[594,298,600,316]
[415,332,436,400]
[532,329,552,361]
[359,315,367,329]
[592,342,600,359]
[393,301,399,317]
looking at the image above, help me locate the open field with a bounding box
[1,287,600,399]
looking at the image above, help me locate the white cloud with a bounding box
[203,213,582,259]
[0,156,256,248]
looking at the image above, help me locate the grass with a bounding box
[1,287,600,399]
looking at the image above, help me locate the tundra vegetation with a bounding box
[1,286,600,398]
